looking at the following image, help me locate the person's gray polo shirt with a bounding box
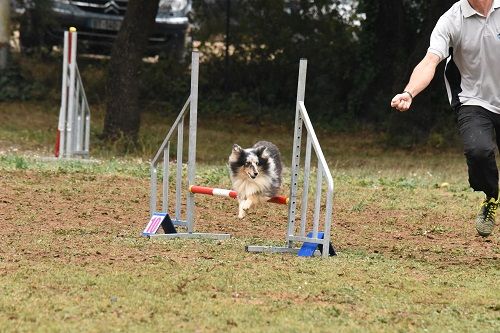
[428,0,500,113]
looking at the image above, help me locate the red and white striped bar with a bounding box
[189,185,289,205]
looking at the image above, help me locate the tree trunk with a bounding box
[0,0,10,69]
[102,0,159,142]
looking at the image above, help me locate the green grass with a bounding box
[0,154,150,177]
[0,239,498,333]
[0,102,499,332]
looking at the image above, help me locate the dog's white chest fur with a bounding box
[232,172,273,199]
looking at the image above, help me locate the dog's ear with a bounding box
[255,146,269,159]
[232,144,243,154]
[229,144,243,162]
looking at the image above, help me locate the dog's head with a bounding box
[229,144,270,180]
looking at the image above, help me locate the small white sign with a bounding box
[142,213,166,236]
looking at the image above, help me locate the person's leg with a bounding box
[457,105,499,199]
[458,105,499,237]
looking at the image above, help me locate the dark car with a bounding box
[14,0,191,55]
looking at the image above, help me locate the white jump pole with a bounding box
[56,27,77,158]
[56,30,70,158]
[65,27,77,157]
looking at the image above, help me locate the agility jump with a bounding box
[145,52,335,257]
[55,27,91,159]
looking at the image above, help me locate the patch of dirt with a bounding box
[0,170,498,267]
[333,201,499,266]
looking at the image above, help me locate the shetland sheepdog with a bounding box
[228,141,283,218]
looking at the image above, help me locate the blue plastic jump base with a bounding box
[298,232,336,257]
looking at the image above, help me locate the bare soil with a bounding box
[1,169,498,267]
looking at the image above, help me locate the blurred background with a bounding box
[0,0,458,151]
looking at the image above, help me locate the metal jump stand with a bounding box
[56,28,91,159]
[149,52,230,240]
[148,54,335,257]
[246,59,334,258]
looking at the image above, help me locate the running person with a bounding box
[391,0,500,237]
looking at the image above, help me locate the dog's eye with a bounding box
[256,161,260,166]
[245,162,251,167]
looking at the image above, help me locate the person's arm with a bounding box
[391,52,442,112]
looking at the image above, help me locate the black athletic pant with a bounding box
[457,105,500,200]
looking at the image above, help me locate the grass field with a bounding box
[0,102,499,332]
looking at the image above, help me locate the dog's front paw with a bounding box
[238,201,246,219]
[241,199,252,210]
[238,199,253,219]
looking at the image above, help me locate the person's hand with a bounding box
[391,91,413,112]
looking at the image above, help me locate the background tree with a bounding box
[96,0,460,146]
[0,0,10,69]
[192,0,357,124]
[16,0,55,54]
[348,0,410,123]
[353,0,457,146]
[190,0,460,145]
[387,0,456,147]
[102,0,160,143]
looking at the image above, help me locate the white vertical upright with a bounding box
[287,59,307,245]
[175,117,184,221]
[163,143,170,213]
[300,133,312,236]
[75,77,82,152]
[186,52,199,233]
[57,31,70,158]
[65,28,77,157]
[150,166,157,215]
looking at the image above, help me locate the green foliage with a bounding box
[9,0,466,143]
[17,0,58,52]
[353,0,458,146]
[78,59,108,104]
[138,57,190,109]
[0,48,64,101]
[0,155,28,170]
[196,166,231,187]
[0,65,32,101]
[14,156,28,170]
[0,61,48,101]
[189,0,459,141]
[192,0,358,123]
[0,153,151,177]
